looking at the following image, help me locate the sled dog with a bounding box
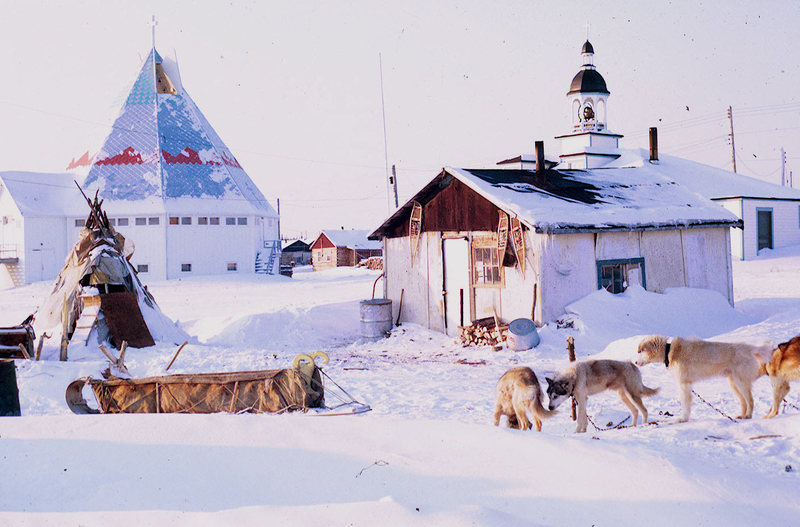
[493,367,556,431]
[545,360,658,433]
[636,334,773,422]
[764,335,800,418]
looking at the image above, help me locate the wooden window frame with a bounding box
[471,233,504,288]
[596,257,646,294]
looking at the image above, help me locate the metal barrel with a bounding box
[360,299,393,340]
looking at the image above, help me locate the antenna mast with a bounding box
[728,106,737,173]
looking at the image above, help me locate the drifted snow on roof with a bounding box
[320,230,382,250]
[82,49,276,217]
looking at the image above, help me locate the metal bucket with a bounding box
[360,299,393,340]
[506,318,540,351]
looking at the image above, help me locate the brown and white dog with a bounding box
[493,367,556,431]
[545,360,658,433]
[636,334,773,422]
[763,335,800,418]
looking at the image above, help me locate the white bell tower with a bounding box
[557,40,623,169]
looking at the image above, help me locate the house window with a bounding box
[137,264,149,273]
[181,263,192,272]
[237,217,247,225]
[169,217,179,225]
[227,262,238,272]
[135,218,147,226]
[108,218,116,226]
[117,218,129,227]
[597,258,646,294]
[226,217,236,225]
[471,234,503,287]
[75,219,85,228]
[198,217,208,225]
[148,217,160,226]
[210,217,220,225]
[181,217,191,225]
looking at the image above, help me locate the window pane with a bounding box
[169,217,179,225]
[135,218,146,226]
[137,264,149,273]
[237,217,247,225]
[181,263,192,272]
[226,217,236,225]
[117,218,129,226]
[198,217,208,225]
[148,217,159,225]
[181,217,191,225]
[210,217,220,225]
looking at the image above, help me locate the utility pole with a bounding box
[380,54,392,214]
[728,106,737,173]
[390,165,399,208]
[781,148,786,186]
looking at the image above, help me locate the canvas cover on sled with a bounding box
[69,367,324,414]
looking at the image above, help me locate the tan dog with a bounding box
[764,336,800,418]
[545,360,658,433]
[636,334,772,422]
[493,367,556,431]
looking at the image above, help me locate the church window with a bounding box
[117,218,129,227]
[226,217,236,226]
[198,217,208,225]
[181,263,192,272]
[210,217,220,225]
[135,218,146,226]
[237,217,247,225]
[137,264,149,273]
[181,217,191,225]
[75,219,85,228]
[169,217,179,225]
[148,217,159,226]
[227,262,238,272]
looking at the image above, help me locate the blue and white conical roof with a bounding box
[82,48,276,217]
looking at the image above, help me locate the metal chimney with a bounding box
[649,127,659,163]
[535,141,546,186]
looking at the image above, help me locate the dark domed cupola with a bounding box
[556,40,622,169]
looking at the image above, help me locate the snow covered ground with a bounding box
[2,247,800,526]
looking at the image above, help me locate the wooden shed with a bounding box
[310,230,382,271]
[369,163,742,336]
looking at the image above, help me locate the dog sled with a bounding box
[65,352,370,416]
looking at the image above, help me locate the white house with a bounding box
[369,41,743,335]
[0,47,280,289]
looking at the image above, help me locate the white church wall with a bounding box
[23,216,68,285]
[537,232,597,323]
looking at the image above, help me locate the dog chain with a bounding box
[586,413,631,431]
[691,390,738,423]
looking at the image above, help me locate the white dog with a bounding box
[546,360,658,433]
[636,334,772,422]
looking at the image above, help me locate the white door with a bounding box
[443,238,470,336]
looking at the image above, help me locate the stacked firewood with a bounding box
[358,257,383,270]
[457,317,509,347]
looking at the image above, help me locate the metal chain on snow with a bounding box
[691,389,738,423]
[782,400,800,413]
[586,412,631,432]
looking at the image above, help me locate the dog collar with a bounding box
[664,339,672,368]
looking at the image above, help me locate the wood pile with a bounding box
[457,317,508,347]
[358,257,383,270]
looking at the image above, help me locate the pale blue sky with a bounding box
[1,1,798,237]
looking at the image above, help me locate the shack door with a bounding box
[443,238,470,336]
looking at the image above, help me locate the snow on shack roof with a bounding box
[320,229,382,250]
[608,149,800,201]
[370,159,742,238]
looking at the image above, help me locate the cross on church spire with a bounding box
[150,15,158,49]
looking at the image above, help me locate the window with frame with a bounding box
[226,217,236,226]
[181,217,191,225]
[169,217,179,225]
[137,264,149,273]
[75,219,86,228]
[181,263,192,273]
[148,217,160,226]
[117,218,129,227]
[227,262,238,272]
[237,217,247,225]
[135,218,147,226]
[471,234,503,287]
[198,217,208,225]
[210,217,220,225]
[597,258,645,294]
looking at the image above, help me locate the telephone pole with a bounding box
[727,106,737,173]
[781,148,786,186]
